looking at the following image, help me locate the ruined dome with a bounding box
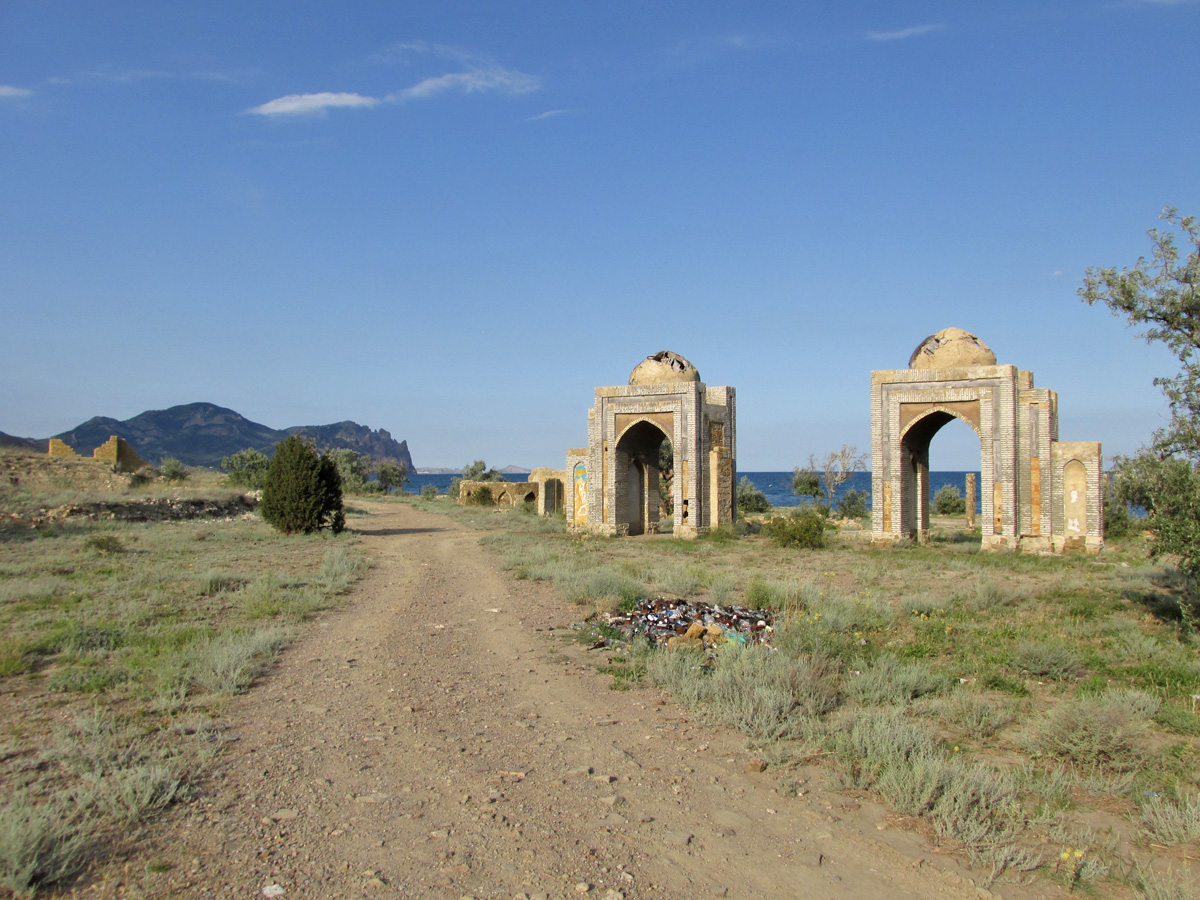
[629,351,701,386]
[909,328,997,370]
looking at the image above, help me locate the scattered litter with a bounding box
[262,885,285,898]
[598,597,774,650]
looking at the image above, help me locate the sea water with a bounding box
[403,470,981,510]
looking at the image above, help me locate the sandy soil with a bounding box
[102,500,1063,900]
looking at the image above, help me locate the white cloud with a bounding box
[372,41,540,102]
[247,92,380,117]
[391,67,539,102]
[527,109,568,121]
[866,23,946,41]
[0,85,32,98]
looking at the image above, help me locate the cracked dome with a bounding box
[629,351,701,386]
[909,328,997,369]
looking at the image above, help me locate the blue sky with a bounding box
[2,1,1197,470]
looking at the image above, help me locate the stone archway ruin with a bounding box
[871,328,1103,553]
[565,351,736,539]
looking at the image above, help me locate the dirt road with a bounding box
[127,501,1048,900]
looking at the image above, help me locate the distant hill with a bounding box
[47,402,414,470]
[0,431,43,453]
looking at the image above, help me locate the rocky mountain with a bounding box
[48,402,414,470]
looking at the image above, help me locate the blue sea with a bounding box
[403,470,982,510]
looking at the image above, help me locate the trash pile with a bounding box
[600,596,774,651]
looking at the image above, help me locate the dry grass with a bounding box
[469,509,1200,892]
[0,461,369,895]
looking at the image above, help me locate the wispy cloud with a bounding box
[866,23,946,41]
[374,40,540,101]
[247,92,380,117]
[0,85,33,98]
[246,43,539,120]
[391,67,538,102]
[527,109,569,122]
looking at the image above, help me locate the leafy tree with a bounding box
[933,484,967,516]
[1082,208,1200,577]
[1081,209,1200,461]
[260,436,344,535]
[221,448,270,489]
[324,448,371,494]
[377,461,408,494]
[463,460,505,481]
[452,460,505,500]
[736,476,772,515]
[792,461,822,507]
[159,456,188,482]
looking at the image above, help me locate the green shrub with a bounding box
[769,507,828,549]
[420,483,439,500]
[838,488,869,520]
[736,477,771,515]
[933,484,967,515]
[220,448,270,489]
[260,436,345,535]
[159,457,188,482]
[470,485,495,506]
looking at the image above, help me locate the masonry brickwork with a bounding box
[568,352,736,540]
[871,328,1102,554]
[91,436,147,473]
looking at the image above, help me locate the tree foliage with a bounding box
[221,448,270,489]
[658,440,674,516]
[260,436,345,535]
[1081,209,1200,461]
[792,462,822,506]
[1082,208,1200,577]
[325,448,371,494]
[462,460,505,482]
[377,461,408,494]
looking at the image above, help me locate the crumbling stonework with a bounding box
[48,435,147,472]
[568,352,736,539]
[528,468,566,517]
[91,436,147,473]
[871,328,1102,553]
[47,439,79,459]
[458,480,539,508]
